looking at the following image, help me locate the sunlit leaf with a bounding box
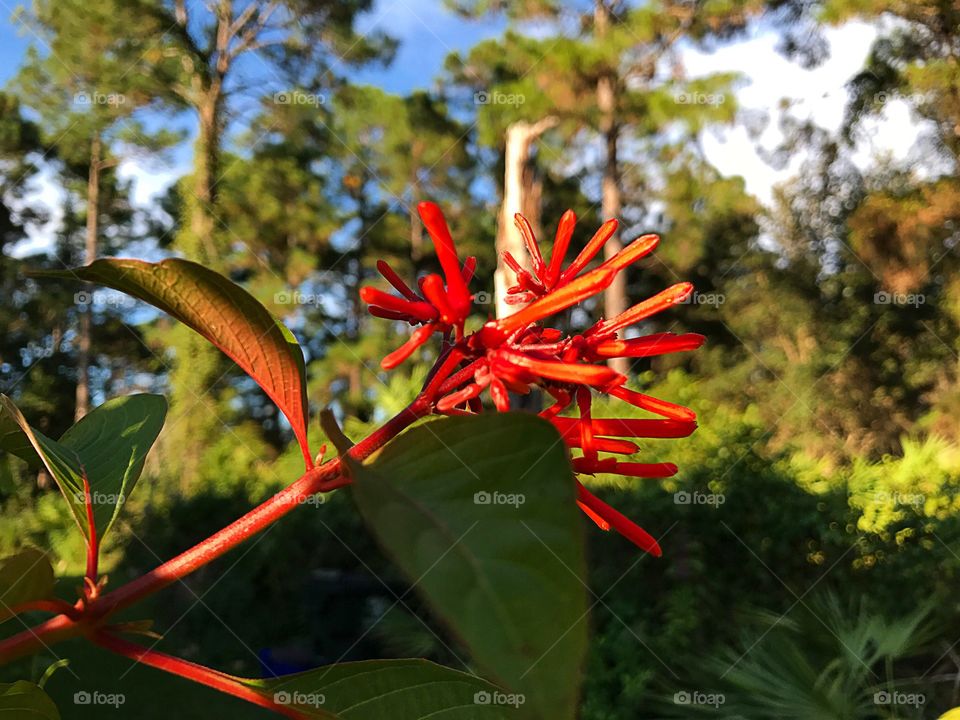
[0,394,166,540]
[239,658,510,719]
[0,680,60,719]
[31,259,312,465]
[0,549,55,620]
[350,414,588,720]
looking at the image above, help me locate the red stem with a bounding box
[4,599,81,621]
[93,632,304,719]
[0,398,431,665]
[82,472,99,591]
[91,398,428,617]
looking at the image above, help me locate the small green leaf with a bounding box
[0,549,56,620]
[239,659,510,719]
[0,410,38,466]
[350,414,589,720]
[0,394,166,541]
[0,396,87,537]
[31,259,311,464]
[0,680,60,719]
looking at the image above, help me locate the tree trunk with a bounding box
[165,90,224,487]
[75,132,101,421]
[595,0,629,376]
[190,94,221,262]
[495,118,557,319]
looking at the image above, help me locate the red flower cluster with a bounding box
[362,202,703,557]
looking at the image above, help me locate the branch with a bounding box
[528,115,560,138]
[175,0,187,26]
[93,632,303,718]
[3,599,81,621]
[230,0,281,59]
[0,396,434,666]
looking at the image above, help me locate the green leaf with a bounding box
[0,394,166,541]
[31,259,311,464]
[0,549,55,620]
[0,410,39,467]
[349,414,588,720]
[0,680,60,719]
[239,659,511,719]
[0,396,87,537]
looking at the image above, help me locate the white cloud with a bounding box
[682,21,922,205]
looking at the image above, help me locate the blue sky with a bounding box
[0,1,920,253]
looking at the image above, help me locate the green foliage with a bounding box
[0,549,55,619]
[351,414,588,720]
[0,394,165,541]
[675,596,934,719]
[241,659,509,719]
[0,679,60,719]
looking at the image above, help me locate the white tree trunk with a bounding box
[495,118,557,319]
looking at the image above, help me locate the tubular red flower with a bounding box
[418,202,471,313]
[560,218,618,284]
[600,233,659,272]
[381,324,435,369]
[462,256,477,284]
[362,203,702,557]
[563,435,638,454]
[497,348,624,388]
[497,263,616,335]
[545,210,576,289]
[502,251,544,293]
[576,481,662,556]
[420,274,457,324]
[576,500,611,530]
[614,462,678,478]
[437,383,483,412]
[514,213,546,279]
[368,306,414,322]
[551,416,697,438]
[489,377,510,411]
[591,332,706,359]
[591,282,694,337]
[576,387,596,461]
[359,286,439,323]
[605,385,697,422]
[376,260,419,301]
